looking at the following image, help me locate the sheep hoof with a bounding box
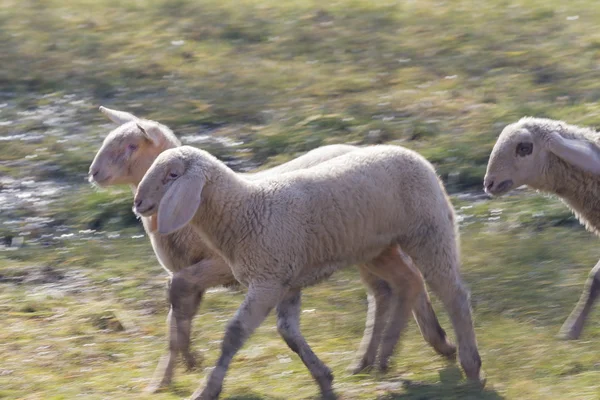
[465,370,487,390]
[320,389,337,400]
[190,385,221,400]
[375,358,393,375]
[347,360,373,375]
[437,342,458,359]
[183,351,202,371]
[557,327,581,340]
[144,382,165,394]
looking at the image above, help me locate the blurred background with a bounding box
[1,1,600,399]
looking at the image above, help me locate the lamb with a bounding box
[485,117,600,340]
[134,144,483,399]
[89,107,456,392]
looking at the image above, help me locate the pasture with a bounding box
[1,0,600,398]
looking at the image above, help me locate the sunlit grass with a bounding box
[2,0,600,398]
[2,198,600,399]
[3,0,600,189]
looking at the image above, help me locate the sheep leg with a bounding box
[145,306,177,393]
[170,259,237,368]
[350,259,455,374]
[146,259,236,393]
[412,290,457,358]
[426,270,482,384]
[191,283,285,400]
[559,261,600,340]
[170,289,204,371]
[362,246,426,372]
[276,290,335,398]
[348,267,393,374]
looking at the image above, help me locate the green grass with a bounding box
[2,210,600,399]
[2,0,600,398]
[3,0,600,189]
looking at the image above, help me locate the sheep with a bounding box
[485,117,600,340]
[134,144,483,399]
[89,107,456,392]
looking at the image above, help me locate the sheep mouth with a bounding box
[488,179,514,196]
[89,175,113,187]
[135,204,156,216]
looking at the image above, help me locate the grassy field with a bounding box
[1,0,600,399]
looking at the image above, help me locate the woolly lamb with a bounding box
[485,117,600,340]
[89,107,456,391]
[134,144,483,399]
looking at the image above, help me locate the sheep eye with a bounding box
[127,143,138,152]
[169,172,179,179]
[516,142,533,157]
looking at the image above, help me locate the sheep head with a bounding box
[484,117,562,196]
[134,146,208,235]
[89,106,178,187]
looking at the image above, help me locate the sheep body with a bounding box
[135,144,482,399]
[90,108,456,392]
[187,146,449,286]
[485,117,600,339]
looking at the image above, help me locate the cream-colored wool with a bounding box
[485,117,600,340]
[135,144,482,399]
[90,107,455,393]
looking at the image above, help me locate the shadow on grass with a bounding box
[380,365,504,400]
[225,392,285,400]
[217,366,504,400]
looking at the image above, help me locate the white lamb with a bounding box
[134,144,483,399]
[485,117,600,340]
[89,107,456,392]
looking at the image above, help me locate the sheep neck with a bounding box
[542,154,600,235]
[191,164,260,265]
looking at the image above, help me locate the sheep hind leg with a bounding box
[348,267,393,374]
[350,254,455,375]
[559,261,600,340]
[276,290,335,399]
[362,246,427,372]
[190,282,286,400]
[412,290,457,358]
[424,261,483,384]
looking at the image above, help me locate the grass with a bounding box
[3,0,600,189]
[2,0,600,398]
[2,205,600,399]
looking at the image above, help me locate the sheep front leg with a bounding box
[559,261,600,340]
[191,283,285,400]
[146,259,236,393]
[348,267,393,374]
[276,290,335,398]
[145,305,179,393]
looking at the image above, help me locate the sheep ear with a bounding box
[99,106,138,125]
[157,174,205,234]
[546,132,600,174]
[136,121,165,146]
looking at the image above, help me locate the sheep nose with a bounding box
[89,169,99,178]
[483,175,494,191]
[134,198,143,209]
